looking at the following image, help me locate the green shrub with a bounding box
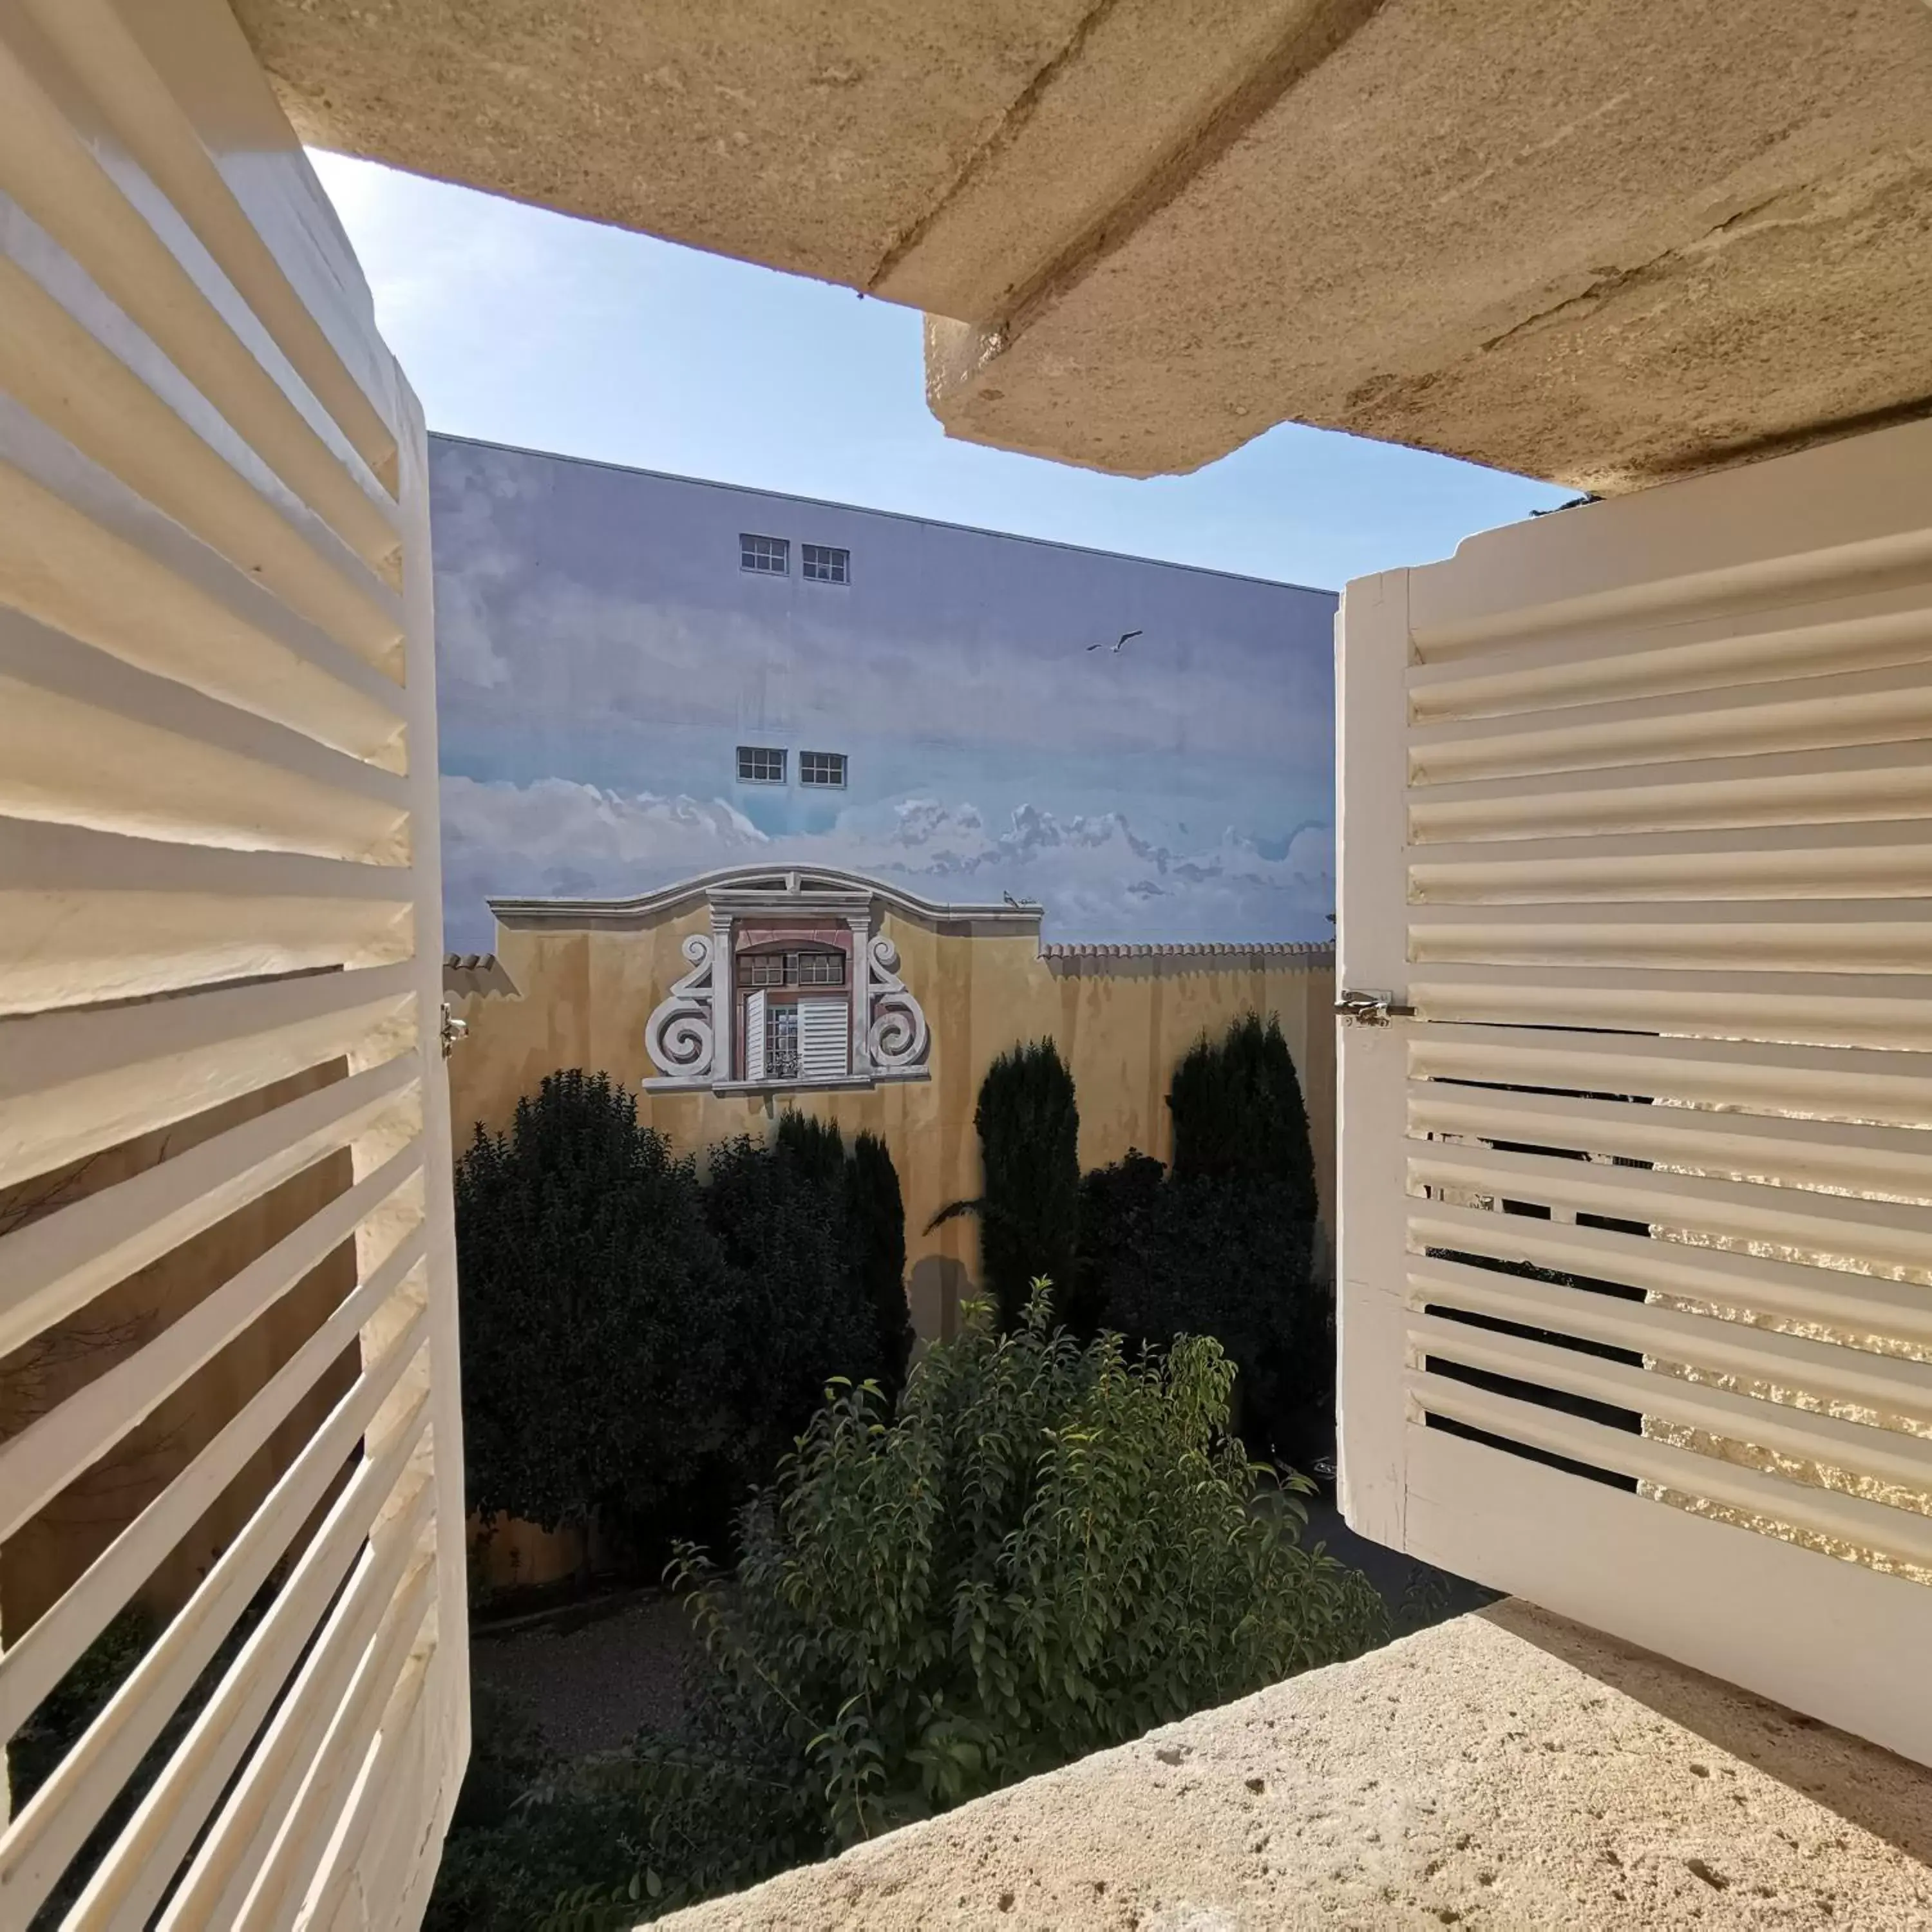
[456,1079,918,1564]
[933,1039,1081,1329]
[547,1288,1385,1922]
[456,1072,734,1542]
[704,1128,882,1488]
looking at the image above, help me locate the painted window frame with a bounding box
[802,542,850,584]
[736,744,787,784]
[739,532,790,574]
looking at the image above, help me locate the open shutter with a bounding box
[744,990,768,1083]
[0,1,466,1924]
[797,995,851,1083]
[1338,415,1932,1767]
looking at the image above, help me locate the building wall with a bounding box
[446,907,1335,1345]
[430,435,1338,959]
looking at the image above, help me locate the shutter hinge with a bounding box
[1334,988,1416,1026]
[440,999,468,1057]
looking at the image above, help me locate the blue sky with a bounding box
[311,154,1568,590]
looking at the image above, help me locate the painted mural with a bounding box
[430,434,1338,954]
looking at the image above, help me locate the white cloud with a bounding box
[440,775,1333,949]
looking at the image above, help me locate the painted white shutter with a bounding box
[744,990,769,1083]
[798,995,851,1083]
[0,1,466,1924]
[1338,415,1932,1768]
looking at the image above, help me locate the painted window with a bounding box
[737,744,786,784]
[802,542,849,584]
[740,533,790,574]
[800,750,848,788]
[739,948,845,989]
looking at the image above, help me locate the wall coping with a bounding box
[655,1600,1932,1930]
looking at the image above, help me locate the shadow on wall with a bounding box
[908,1255,971,1345]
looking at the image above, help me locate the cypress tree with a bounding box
[1168,1010,1318,1216]
[934,1039,1081,1330]
[1080,1014,1329,1461]
[848,1131,914,1398]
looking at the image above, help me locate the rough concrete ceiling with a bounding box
[232,0,1932,492]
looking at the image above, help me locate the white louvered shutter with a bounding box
[797,996,850,1083]
[1338,416,1932,1767]
[744,991,768,1083]
[0,0,467,1924]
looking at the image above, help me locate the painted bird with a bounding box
[1086,629,1142,652]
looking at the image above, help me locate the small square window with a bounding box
[740,533,789,575]
[793,950,845,987]
[800,750,847,789]
[802,544,849,585]
[737,745,786,784]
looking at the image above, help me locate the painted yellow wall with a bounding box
[446,909,1336,1347]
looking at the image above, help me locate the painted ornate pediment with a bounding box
[642,872,934,1092]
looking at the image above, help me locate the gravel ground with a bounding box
[470,1591,703,1757]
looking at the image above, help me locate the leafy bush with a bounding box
[544,1288,1385,1923]
[456,1072,734,1542]
[457,1081,916,1557]
[934,1039,1081,1329]
[704,1126,882,1489]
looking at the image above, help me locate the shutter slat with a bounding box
[0,32,401,570]
[0,1234,427,1741]
[1409,660,1932,781]
[1410,819,1932,902]
[70,1475,435,1932]
[1343,416,1932,1766]
[0,1376,430,1920]
[0,819,415,1012]
[798,994,850,1081]
[1407,1258,1932,1421]
[1408,1024,1932,1122]
[1408,1084,1932,1198]
[15,0,403,488]
[1407,578,1932,716]
[0,1,463,1914]
[1410,1141,1932,1269]
[0,1140,423,1542]
[1408,741,1932,842]
[0,245,402,663]
[0,1048,417,1360]
[1407,1371,1932,1573]
[158,1530,431,1931]
[1407,1311,1932,1495]
[0,961,417,1187]
[1409,1200,1932,1352]
[1405,963,1932,1047]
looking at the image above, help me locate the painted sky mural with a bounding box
[431,435,1340,954]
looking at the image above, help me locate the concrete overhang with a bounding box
[233,0,1932,493]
